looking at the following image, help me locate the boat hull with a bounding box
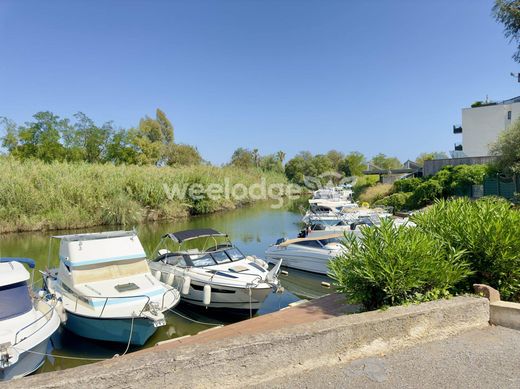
[64,312,157,346]
[183,282,272,311]
[266,252,332,275]
[0,338,49,381]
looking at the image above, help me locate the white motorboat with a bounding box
[42,231,181,346]
[149,228,282,313]
[265,233,346,275]
[0,258,60,381]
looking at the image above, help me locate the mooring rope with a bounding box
[13,315,137,361]
[168,308,222,327]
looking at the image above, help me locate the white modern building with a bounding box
[453,96,520,157]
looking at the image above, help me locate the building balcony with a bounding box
[454,143,463,151]
[453,125,462,134]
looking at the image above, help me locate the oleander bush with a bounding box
[329,218,472,310]
[413,197,520,302]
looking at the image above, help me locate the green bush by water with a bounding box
[413,197,520,302]
[0,157,287,233]
[329,218,472,310]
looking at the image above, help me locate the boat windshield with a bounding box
[225,247,245,261]
[0,281,32,321]
[71,259,150,284]
[319,237,342,246]
[188,247,245,267]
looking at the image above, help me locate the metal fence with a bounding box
[423,156,499,177]
[483,175,520,200]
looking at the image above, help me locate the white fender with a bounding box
[153,270,161,281]
[203,284,211,306]
[166,272,175,286]
[181,276,191,295]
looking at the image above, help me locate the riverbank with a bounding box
[0,158,289,233]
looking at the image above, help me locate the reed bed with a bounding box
[0,157,287,233]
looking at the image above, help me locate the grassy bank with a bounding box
[0,158,288,233]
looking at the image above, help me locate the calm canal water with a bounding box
[0,200,334,374]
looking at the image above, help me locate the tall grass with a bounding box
[0,157,287,233]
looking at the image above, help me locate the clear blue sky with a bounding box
[0,0,518,164]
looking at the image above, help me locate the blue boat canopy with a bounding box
[0,257,36,269]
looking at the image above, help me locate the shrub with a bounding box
[357,183,393,204]
[393,177,422,193]
[352,175,379,200]
[413,197,520,302]
[374,192,412,211]
[329,219,472,310]
[407,179,443,208]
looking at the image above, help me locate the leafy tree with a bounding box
[325,150,344,170]
[17,111,69,162]
[415,151,448,166]
[490,118,520,173]
[230,147,255,169]
[370,153,401,170]
[493,0,520,62]
[105,128,139,164]
[259,154,284,173]
[165,143,202,166]
[284,156,308,184]
[62,112,112,162]
[312,154,333,175]
[338,151,366,176]
[156,108,174,144]
[0,117,19,155]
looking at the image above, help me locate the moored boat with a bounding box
[0,258,61,381]
[42,231,181,346]
[149,228,282,314]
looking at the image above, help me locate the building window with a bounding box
[508,111,512,120]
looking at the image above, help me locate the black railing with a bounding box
[453,125,462,134]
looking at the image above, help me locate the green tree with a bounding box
[62,112,112,162]
[493,0,520,62]
[339,151,366,176]
[230,147,255,169]
[312,154,334,175]
[326,150,344,170]
[165,143,202,166]
[370,153,401,170]
[415,151,449,166]
[259,154,284,173]
[106,128,139,164]
[490,118,520,173]
[0,117,19,155]
[17,111,69,162]
[156,108,174,144]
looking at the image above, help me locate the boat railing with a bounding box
[71,288,178,318]
[71,294,152,318]
[14,300,55,345]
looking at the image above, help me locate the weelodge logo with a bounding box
[162,171,356,209]
[163,177,303,209]
[303,171,356,191]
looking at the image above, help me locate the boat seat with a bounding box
[158,249,170,256]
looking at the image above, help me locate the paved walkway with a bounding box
[151,293,359,352]
[254,326,520,389]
